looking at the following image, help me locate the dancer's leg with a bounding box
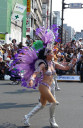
[54,75,61,91]
[39,84,57,104]
[23,85,48,126]
[49,81,59,128]
[24,84,58,127]
[49,103,58,128]
[24,102,44,126]
[51,80,56,99]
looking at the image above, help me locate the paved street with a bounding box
[0,80,83,128]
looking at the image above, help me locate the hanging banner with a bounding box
[14,3,26,13]
[27,0,31,12]
[57,75,80,81]
[26,0,31,32]
[11,13,23,21]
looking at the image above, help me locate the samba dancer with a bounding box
[13,25,76,127]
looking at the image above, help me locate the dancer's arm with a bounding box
[54,62,70,70]
[29,63,45,87]
[54,58,76,71]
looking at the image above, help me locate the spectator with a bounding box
[80,56,83,82]
[11,39,18,58]
[0,45,3,59]
[79,38,82,48]
[70,39,77,49]
[3,49,8,61]
[26,35,33,47]
[76,55,83,75]
[12,39,18,51]
[77,49,83,62]
[0,61,5,80]
[5,58,11,76]
[17,42,24,52]
[0,55,3,62]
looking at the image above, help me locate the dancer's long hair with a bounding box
[38,48,52,70]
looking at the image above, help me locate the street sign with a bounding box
[69,3,82,9]
[57,38,61,43]
[26,28,30,32]
[26,19,31,28]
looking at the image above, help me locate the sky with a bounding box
[52,0,83,32]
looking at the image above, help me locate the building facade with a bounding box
[0,0,27,44]
[74,30,83,40]
[42,0,51,28]
[26,0,43,40]
[63,24,75,43]
[26,0,52,40]
[52,11,61,26]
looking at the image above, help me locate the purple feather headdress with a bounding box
[35,24,59,55]
[35,24,59,45]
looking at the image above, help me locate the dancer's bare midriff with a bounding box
[42,74,53,87]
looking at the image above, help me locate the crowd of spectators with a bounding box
[0,37,83,82]
[0,39,24,82]
[55,39,83,82]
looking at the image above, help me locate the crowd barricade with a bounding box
[57,75,81,82]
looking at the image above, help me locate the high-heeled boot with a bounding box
[51,80,59,105]
[49,103,58,128]
[51,80,56,99]
[54,75,61,91]
[23,102,44,126]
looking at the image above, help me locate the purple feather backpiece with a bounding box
[11,47,39,89]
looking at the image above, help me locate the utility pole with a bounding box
[50,0,52,26]
[21,20,23,42]
[61,0,65,44]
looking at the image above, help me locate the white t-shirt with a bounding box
[4,52,8,60]
[77,52,82,61]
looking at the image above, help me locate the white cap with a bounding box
[79,38,82,40]
[0,55,3,58]
[80,49,83,51]
[62,48,64,50]
[6,58,10,61]
[0,44,2,47]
